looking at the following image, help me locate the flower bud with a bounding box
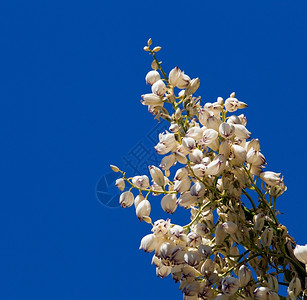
[222,221,238,234]
[267,275,278,292]
[287,277,301,300]
[115,178,125,191]
[161,194,177,214]
[261,228,273,247]
[145,70,161,85]
[149,165,165,187]
[219,122,235,138]
[215,224,227,245]
[293,244,307,264]
[136,199,151,221]
[238,265,252,287]
[152,79,167,96]
[185,78,200,96]
[132,175,150,189]
[110,164,120,172]
[254,213,265,231]
[119,191,134,208]
[139,233,157,253]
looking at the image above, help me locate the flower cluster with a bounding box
[110,39,306,300]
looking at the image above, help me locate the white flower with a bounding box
[190,181,205,197]
[136,199,151,221]
[141,93,163,106]
[182,281,200,297]
[231,145,247,164]
[206,115,221,131]
[254,287,270,300]
[161,194,177,214]
[202,128,218,145]
[182,137,196,151]
[174,177,191,193]
[145,70,161,85]
[132,175,150,189]
[293,244,307,264]
[177,192,197,208]
[139,233,157,252]
[215,224,227,245]
[186,126,203,140]
[152,219,171,237]
[187,232,202,247]
[238,265,252,287]
[205,154,226,176]
[189,148,203,164]
[152,79,167,96]
[168,67,190,88]
[222,221,238,234]
[184,250,201,267]
[260,171,283,186]
[119,191,134,208]
[198,244,212,257]
[233,124,251,139]
[219,122,235,139]
[115,178,125,191]
[160,154,176,170]
[221,276,239,296]
[174,167,188,180]
[156,241,175,260]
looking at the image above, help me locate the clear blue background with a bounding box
[0,0,306,299]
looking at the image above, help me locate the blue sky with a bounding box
[0,0,307,299]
